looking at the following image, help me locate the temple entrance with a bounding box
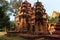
[32,25,35,32]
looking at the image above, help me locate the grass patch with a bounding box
[0,35,27,40]
[0,32,6,36]
[0,32,27,40]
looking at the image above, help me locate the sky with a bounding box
[10,0,60,21]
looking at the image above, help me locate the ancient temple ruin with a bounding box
[6,0,60,40]
[53,14,60,35]
[15,0,48,35]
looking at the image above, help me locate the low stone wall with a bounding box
[7,31,60,40]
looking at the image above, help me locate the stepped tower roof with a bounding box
[20,0,31,7]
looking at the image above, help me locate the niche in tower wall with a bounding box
[19,15,28,22]
[26,23,30,32]
[22,25,28,33]
[32,25,35,32]
[35,12,43,25]
[35,12,43,18]
[22,23,31,33]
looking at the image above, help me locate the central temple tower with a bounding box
[32,0,48,34]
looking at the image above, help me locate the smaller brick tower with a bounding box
[15,0,32,32]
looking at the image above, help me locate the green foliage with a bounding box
[48,16,59,24]
[9,21,16,30]
[0,0,22,29]
[0,0,22,16]
[8,0,22,15]
[0,36,26,40]
[0,6,10,29]
[0,0,9,7]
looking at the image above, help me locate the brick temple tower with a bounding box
[15,0,32,32]
[32,0,48,34]
[15,0,48,34]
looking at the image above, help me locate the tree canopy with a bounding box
[0,0,22,29]
[48,16,59,24]
[0,6,10,29]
